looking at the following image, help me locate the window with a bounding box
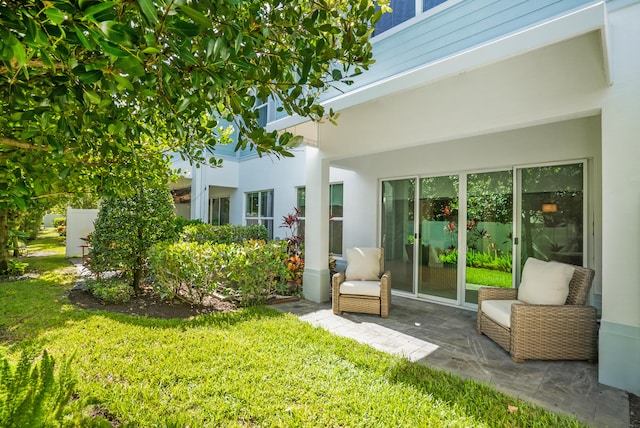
[209,197,230,226]
[296,184,344,256]
[374,0,449,36]
[245,190,274,238]
[329,183,344,255]
[375,0,415,35]
[296,187,306,238]
[255,97,268,128]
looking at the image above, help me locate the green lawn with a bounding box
[0,230,586,427]
[466,266,513,288]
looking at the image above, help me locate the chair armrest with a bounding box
[380,270,391,318]
[511,304,597,328]
[478,287,517,305]
[332,272,345,303]
[510,304,598,361]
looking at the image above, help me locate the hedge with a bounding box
[148,240,291,306]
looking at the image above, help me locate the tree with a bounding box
[88,180,176,292]
[0,0,388,273]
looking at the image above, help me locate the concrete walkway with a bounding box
[272,296,630,428]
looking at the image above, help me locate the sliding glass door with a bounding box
[519,163,584,272]
[381,178,415,293]
[417,175,459,300]
[465,171,513,304]
[381,161,585,306]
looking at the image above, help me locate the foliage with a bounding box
[280,207,304,255]
[180,223,267,244]
[173,216,203,235]
[84,278,136,305]
[149,240,291,305]
[0,0,387,276]
[0,349,76,427]
[3,259,29,276]
[286,254,305,286]
[88,182,176,291]
[466,249,512,273]
[439,248,458,265]
[51,218,66,228]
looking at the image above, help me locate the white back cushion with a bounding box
[345,248,381,281]
[518,258,575,305]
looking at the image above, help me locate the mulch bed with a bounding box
[67,285,236,319]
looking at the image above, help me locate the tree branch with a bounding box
[0,137,51,151]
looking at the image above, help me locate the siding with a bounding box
[270,0,598,119]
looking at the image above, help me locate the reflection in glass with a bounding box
[381,179,415,293]
[418,175,458,300]
[521,164,584,270]
[465,171,513,304]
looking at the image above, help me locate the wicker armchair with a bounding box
[332,248,391,318]
[477,263,597,363]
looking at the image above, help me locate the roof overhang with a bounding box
[267,1,610,133]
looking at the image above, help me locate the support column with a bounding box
[598,3,640,395]
[303,147,331,303]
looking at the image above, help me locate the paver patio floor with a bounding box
[273,296,629,428]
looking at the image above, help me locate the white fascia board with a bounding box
[267,1,609,132]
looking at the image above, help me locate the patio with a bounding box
[273,295,629,428]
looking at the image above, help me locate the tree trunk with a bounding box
[0,209,9,274]
[12,233,19,257]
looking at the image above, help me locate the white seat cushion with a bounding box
[345,248,381,281]
[518,258,575,305]
[481,299,522,328]
[339,280,381,297]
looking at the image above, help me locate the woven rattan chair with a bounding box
[477,263,597,363]
[332,247,391,318]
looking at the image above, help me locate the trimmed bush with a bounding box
[88,183,176,292]
[173,216,204,235]
[149,240,290,306]
[180,223,268,244]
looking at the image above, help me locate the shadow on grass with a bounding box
[385,358,586,427]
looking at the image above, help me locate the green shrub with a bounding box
[466,249,512,273]
[173,216,204,235]
[2,259,29,276]
[52,217,66,227]
[180,223,268,244]
[0,349,76,427]
[148,241,229,304]
[149,240,290,306]
[88,183,176,292]
[85,278,136,304]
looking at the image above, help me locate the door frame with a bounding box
[379,158,590,308]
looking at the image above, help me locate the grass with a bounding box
[0,229,587,427]
[466,266,512,288]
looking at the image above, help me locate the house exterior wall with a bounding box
[598,1,640,394]
[178,0,639,394]
[234,148,307,235]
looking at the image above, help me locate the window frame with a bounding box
[245,189,274,238]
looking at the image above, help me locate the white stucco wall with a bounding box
[235,148,307,237]
[598,2,640,394]
[65,208,98,258]
[42,213,65,228]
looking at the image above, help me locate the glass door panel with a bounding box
[520,164,584,273]
[465,171,513,304]
[381,178,415,293]
[418,175,458,300]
